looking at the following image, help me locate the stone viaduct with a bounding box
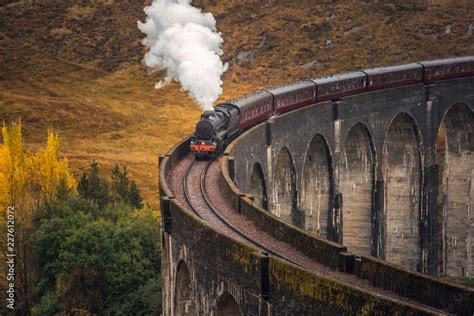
[159,76,474,315]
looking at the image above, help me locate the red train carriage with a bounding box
[364,63,423,91]
[419,56,474,83]
[267,81,316,114]
[190,57,473,159]
[312,72,367,102]
[229,91,274,130]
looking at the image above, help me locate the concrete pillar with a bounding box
[266,120,274,211]
[373,179,385,259]
[421,88,439,275]
[331,101,342,243]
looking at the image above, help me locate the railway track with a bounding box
[182,158,202,219]
[198,160,307,269]
[181,158,251,244]
[182,158,305,269]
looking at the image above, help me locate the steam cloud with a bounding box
[138,0,228,111]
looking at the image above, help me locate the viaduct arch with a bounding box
[174,261,196,315]
[273,147,297,225]
[436,102,473,277]
[382,112,423,271]
[249,162,268,210]
[213,293,242,316]
[340,123,375,256]
[300,134,333,237]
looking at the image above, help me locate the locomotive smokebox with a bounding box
[196,120,214,139]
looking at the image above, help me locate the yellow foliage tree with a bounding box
[0,121,75,208]
[0,120,75,311]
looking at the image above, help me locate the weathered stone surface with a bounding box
[249,162,268,210]
[301,135,332,237]
[273,147,297,224]
[436,103,473,277]
[340,124,374,256]
[382,113,422,271]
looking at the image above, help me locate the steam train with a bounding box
[190,56,474,159]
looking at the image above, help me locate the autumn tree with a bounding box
[0,120,75,313]
[1,122,158,315]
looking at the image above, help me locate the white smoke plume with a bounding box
[138,0,228,111]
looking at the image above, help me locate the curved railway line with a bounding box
[166,153,447,314]
[199,160,306,269]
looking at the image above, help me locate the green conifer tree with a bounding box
[111,164,129,203]
[128,181,143,209]
[56,176,73,201]
[77,161,109,209]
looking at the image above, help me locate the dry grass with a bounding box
[67,5,96,20]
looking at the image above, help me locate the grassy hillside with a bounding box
[1,0,472,206]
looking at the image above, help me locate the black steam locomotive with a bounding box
[190,104,240,159]
[190,56,474,159]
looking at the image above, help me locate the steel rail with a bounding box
[183,159,203,219]
[199,160,309,270]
